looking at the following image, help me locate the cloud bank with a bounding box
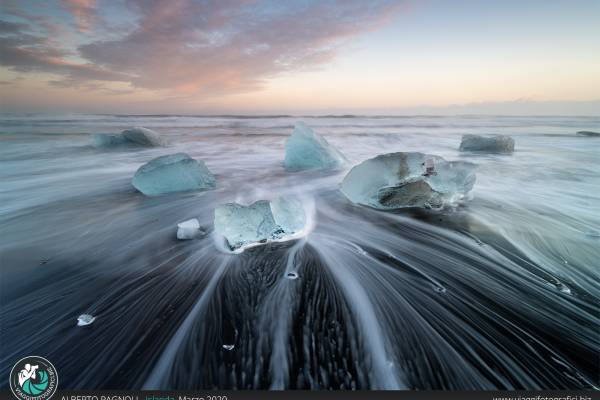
[0,0,403,96]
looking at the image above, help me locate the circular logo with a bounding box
[9,356,58,400]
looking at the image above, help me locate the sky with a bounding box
[0,0,599,114]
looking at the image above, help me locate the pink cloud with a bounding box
[80,0,405,95]
[0,14,130,83]
[61,0,96,32]
[1,1,406,96]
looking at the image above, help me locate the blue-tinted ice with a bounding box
[341,152,476,210]
[214,196,307,251]
[132,153,215,196]
[284,122,345,170]
[92,127,164,148]
[459,134,514,153]
[77,314,96,326]
[92,133,127,147]
[176,218,202,240]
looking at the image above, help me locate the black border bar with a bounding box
[1,390,598,400]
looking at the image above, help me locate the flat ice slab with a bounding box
[92,127,164,147]
[177,218,202,240]
[341,152,476,210]
[576,130,600,137]
[214,196,307,251]
[284,122,346,170]
[459,134,515,153]
[132,153,216,196]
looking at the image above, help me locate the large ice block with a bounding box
[284,122,346,170]
[341,152,476,210]
[459,134,514,153]
[91,133,127,147]
[122,127,164,146]
[91,127,164,147]
[132,153,216,196]
[214,197,307,251]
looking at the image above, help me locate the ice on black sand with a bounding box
[341,152,476,210]
[92,127,165,147]
[92,133,127,147]
[459,134,515,153]
[132,153,216,196]
[77,314,96,326]
[284,122,346,171]
[214,196,307,251]
[122,127,164,146]
[286,271,299,280]
[177,218,202,240]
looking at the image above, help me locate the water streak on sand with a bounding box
[0,115,598,389]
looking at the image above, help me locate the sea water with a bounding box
[0,114,598,389]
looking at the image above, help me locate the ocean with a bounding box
[0,114,598,389]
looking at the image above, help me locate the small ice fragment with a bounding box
[222,344,235,351]
[434,286,447,294]
[547,280,572,295]
[132,153,216,196]
[121,127,164,146]
[286,271,299,280]
[558,285,572,295]
[459,134,515,153]
[177,218,201,240]
[553,280,572,295]
[214,196,307,251]
[77,314,95,326]
[576,130,600,137]
[341,152,476,210]
[284,122,346,171]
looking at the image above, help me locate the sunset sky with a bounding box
[1,0,599,114]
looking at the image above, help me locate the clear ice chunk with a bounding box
[91,133,127,147]
[77,314,96,326]
[214,196,307,251]
[91,127,164,147]
[284,122,346,170]
[121,127,164,146]
[177,218,201,240]
[132,153,216,196]
[433,284,447,294]
[459,134,515,153]
[270,196,306,233]
[341,152,476,210]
